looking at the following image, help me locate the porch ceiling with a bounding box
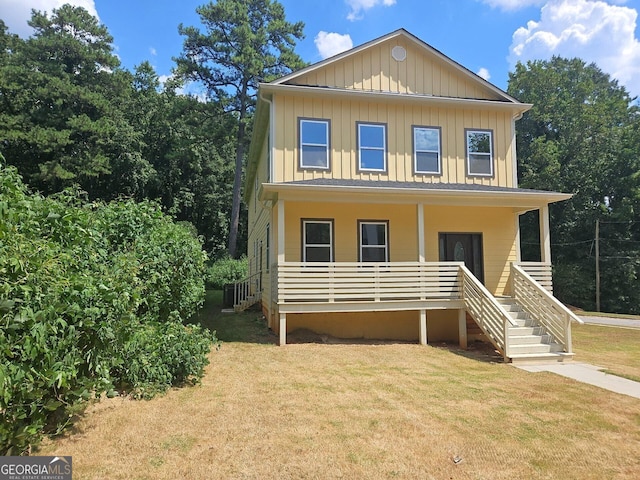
[260,179,572,211]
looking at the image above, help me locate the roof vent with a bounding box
[391,46,407,62]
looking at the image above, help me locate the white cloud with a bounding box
[0,0,98,37]
[478,0,545,10]
[346,0,396,21]
[509,0,640,96]
[314,31,354,59]
[150,47,157,56]
[477,67,492,80]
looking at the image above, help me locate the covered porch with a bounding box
[255,180,580,361]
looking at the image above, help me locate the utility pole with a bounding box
[595,218,600,312]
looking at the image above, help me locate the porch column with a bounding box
[539,205,551,263]
[419,310,427,345]
[458,309,467,349]
[277,200,285,263]
[277,201,286,346]
[417,203,425,262]
[279,312,287,346]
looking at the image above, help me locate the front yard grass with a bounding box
[572,323,640,382]
[38,292,640,479]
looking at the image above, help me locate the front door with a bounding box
[439,233,484,283]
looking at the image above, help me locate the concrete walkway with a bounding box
[579,315,640,329]
[515,362,640,399]
[514,315,640,399]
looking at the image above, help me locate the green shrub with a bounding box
[206,256,248,289]
[97,200,208,322]
[114,322,217,400]
[0,164,214,455]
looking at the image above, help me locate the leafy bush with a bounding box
[0,163,215,455]
[114,322,216,399]
[206,255,248,289]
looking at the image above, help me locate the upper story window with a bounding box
[357,123,387,172]
[413,126,441,174]
[302,220,333,262]
[299,118,330,170]
[466,129,494,177]
[359,221,389,262]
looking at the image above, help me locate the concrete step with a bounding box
[508,326,546,336]
[508,334,552,345]
[509,342,564,355]
[508,311,531,321]
[509,352,575,364]
[512,318,537,327]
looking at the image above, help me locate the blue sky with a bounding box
[2,0,640,96]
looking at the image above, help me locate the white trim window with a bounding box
[413,126,441,174]
[466,129,493,177]
[302,220,333,262]
[357,123,386,172]
[359,221,389,262]
[299,118,330,169]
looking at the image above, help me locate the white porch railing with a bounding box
[460,265,517,358]
[511,263,583,353]
[233,271,262,311]
[276,262,462,309]
[517,261,553,292]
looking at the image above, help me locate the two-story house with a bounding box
[240,29,582,362]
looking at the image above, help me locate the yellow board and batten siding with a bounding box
[281,200,517,296]
[272,94,516,187]
[246,133,272,315]
[243,30,538,341]
[292,37,503,101]
[279,201,517,341]
[423,206,518,296]
[284,202,418,263]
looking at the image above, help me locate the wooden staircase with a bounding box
[496,297,574,364]
[232,272,262,312]
[234,292,260,312]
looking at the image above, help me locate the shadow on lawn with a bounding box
[434,340,505,364]
[191,290,276,344]
[191,290,506,360]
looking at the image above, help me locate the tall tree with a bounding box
[129,61,238,254]
[0,5,150,198]
[508,57,640,312]
[175,0,305,257]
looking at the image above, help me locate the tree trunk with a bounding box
[227,87,248,258]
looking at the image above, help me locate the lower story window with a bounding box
[359,221,389,262]
[302,220,333,262]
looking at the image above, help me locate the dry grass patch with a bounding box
[37,299,640,479]
[572,323,640,381]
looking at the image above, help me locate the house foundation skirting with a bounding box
[276,305,467,347]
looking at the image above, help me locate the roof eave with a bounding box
[260,83,532,116]
[260,182,572,209]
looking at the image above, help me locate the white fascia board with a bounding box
[260,83,532,117]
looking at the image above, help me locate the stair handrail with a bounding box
[511,264,583,325]
[234,271,262,307]
[511,263,583,354]
[459,264,518,359]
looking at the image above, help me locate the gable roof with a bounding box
[244,29,531,200]
[272,28,520,104]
